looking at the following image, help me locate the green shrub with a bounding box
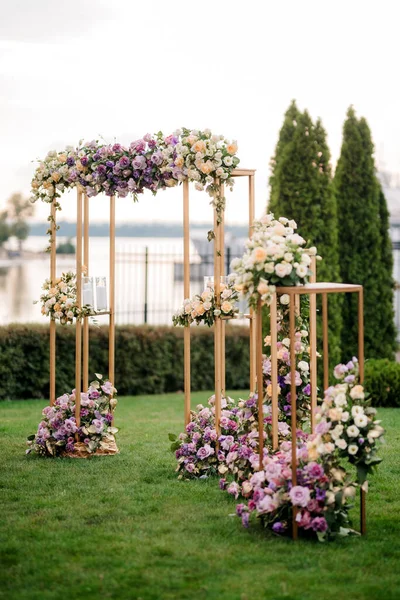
[364,359,400,408]
[0,324,250,400]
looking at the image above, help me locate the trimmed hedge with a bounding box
[0,324,250,400]
[364,359,400,408]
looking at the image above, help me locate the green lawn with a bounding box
[1,392,399,600]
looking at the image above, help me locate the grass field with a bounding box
[1,392,399,600]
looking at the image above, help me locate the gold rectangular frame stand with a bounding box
[255,280,365,539]
[48,189,116,431]
[182,169,257,434]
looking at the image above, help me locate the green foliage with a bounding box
[0,324,250,400]
[0,210,10,247]
[364,359,400,408]
[0,398,400,599]
[267,101,342,372]
[56,238,75,254]
[334,108,396,360]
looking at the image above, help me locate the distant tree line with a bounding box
[0,193,34,252]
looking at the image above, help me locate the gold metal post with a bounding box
[248,174,256,394]
[214,201,222,438]
[109,195,116,386]
[49,201,57,405]
[309,257,318,432]
[322,292,329,392]
[75,189,83,428]
[220,186,226,396]
[183,180,191,426]
[270,293,279,450]
[83,193,89,392]
[289,296,298,540]
[358,287,366,535]
[256,298,264,468]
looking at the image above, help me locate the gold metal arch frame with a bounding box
[49,190,116,435]
[182,169,257,436]
[255,269,365,540]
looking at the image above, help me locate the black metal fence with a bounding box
[115,233,400,341]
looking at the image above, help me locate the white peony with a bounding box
[348,445,358,455]
[298,361,309,372]
[296,264,308,278]
[351,405,364,417]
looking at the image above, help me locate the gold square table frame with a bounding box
[255,279,365,539]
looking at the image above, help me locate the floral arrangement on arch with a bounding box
[35,270,93,324]
[30,128,240,246]
[230,213,318,307]
[27,374,118,457]
[172,278,239,327]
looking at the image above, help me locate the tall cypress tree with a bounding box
[334,108,395,359]
[268,105,342,368]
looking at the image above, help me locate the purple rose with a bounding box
[91,419,104,434]
[272,521,286,534]
[131,155,147,170]
[196,444,214,460]
[130,139,146,153]
[185,463,195,473]
[150,151,164,165]
[219,478,227,490]
[112,143,122,152]
[311,516,328,532]
[118,156,130,169]
[241,512,250,528]
[289,485,311,507]
[302,384,311,396]
[315,488,326,502]
[305,462,325,480]
[315,421,331,435]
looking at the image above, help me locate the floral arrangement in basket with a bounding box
[30,129,240,246]
[35,270,93,324]
[315,359,384,484]
[172,278,239,327]
[230,213,318,307]
[26,374,118,457]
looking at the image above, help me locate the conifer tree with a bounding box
[334,108,395,359]
[267,105,342,368]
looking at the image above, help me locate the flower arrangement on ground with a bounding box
[315,358,384,483]
[236,440,357,541]
[35,270,93,324]
[170,395,241,479]
[172,278,239,327]
[26,374,118,457]
[230,213,318,307]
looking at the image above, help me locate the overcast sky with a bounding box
[0,0,399,225]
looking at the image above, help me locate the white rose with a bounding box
[301,253,312,266]
[223,156,233,166]
[331,424,344,440]
[296,264,308,278]
[275,263,288,278]
[282,338,290,348]
[341,411,350,422]
[335,438,347,450]
[354,414,368,428]
[346,425,360,438]
[283,252,293,262]
[264,262,275,274]
[334,392,347,408]
[280,294,290,305]
[351,405,364,417]
[298,361,309,372]
[348,444,358,455]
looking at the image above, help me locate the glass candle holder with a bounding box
[82,276,94,307]
[95,276,108,311]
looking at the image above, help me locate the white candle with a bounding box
[82,287,93,306]
[96,286,107,310]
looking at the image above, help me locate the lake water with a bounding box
[0,236,202,325]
